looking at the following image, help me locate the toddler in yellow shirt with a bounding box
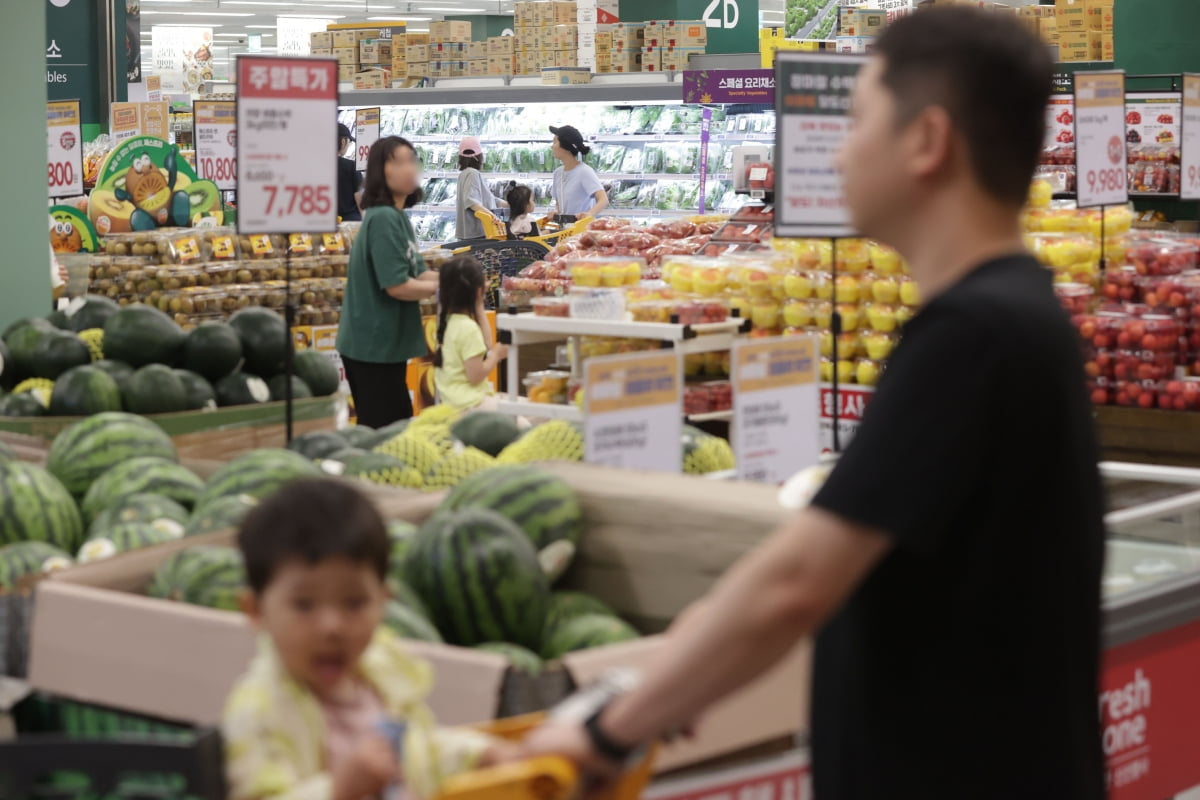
[432,256,509,412]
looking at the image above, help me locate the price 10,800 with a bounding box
[200,156,237,183]
[262,184,332,218]
[48,161,75,189]
[1086,167,1125,196]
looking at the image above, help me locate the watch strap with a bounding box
[584,701,637,765]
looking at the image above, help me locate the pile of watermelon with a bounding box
[0,297,340,419]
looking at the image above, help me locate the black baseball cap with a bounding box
[337,122,354,141]
[550,125,585,155]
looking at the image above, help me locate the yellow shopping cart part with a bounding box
[528,217,589,250]
[474,209,508,240]
[434,712,657,800]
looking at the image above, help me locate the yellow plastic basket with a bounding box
[435,712,657,800]
[528,217,589,250]
[473,209,508,240]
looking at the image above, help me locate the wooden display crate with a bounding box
[1094,406,1200,466]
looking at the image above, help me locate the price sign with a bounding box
[236,55,338,234]
[584,350,682,473]
[1075,70,1128,208]
[774,52,866,238]
[1181,74,1200,201]
[354,106,381,171]
[46,100,83,198]
[194,99,237,191]
[732,336,819,484]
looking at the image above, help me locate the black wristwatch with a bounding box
[584,699,637,765]
[550,667,643,767]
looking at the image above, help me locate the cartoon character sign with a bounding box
[89,135,222,234]
[48,207,100,254]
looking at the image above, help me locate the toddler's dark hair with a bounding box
[506,183,534,216]
[237,478,390,594]
[433,255,486,368]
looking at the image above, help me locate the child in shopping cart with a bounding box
[504,183,540,240]
[432,255,510,413]
[222,478,513,800]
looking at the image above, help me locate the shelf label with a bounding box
[46,100,83,198]
[732,335,819,484]
[237,55,339,234]
[584,350,682,473]
[774,52,866,238]
[1182,75,1200,201]
[194,99,237,191]
[355,106,381,171]
[1075,70,1128,208]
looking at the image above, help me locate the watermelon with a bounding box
[81,457,203,522]
[387,574,428,618]
[92,360,134,396]
[147,545,245,610]
[185,494,257,536]
[0,338,12,390]
[541,613,640,660]
[33,330,91,379]
[387,519,418,568]
[229,308,288,377]
[383,600,443,642]
[103,305,185,368]
[441,465,584,551]
[424,447,495,490]
[340,426,377,449]
[0,441,14,462]
[321,447,367,466]
[267,374,312,402]
[543,591,616,639]
[403,508,549,649]
[45,309,70,330]
[48,365,122,416]
[78,519,183,563]
[286,430,348,460]
[496,420,584,465]
[88,493,189,540]
[66,295,121,333]
[0,541,72,589]
[451,413,521,457]
[195,449,321,508]
[174,369,216,410]
[5,322,52,380]
[181,321,242,382]
[214,372,271,407]
[2,317,56,343]
[293,349,340,396]
[0,392,46,417]
[0,461,84,552]
[474,642,544,675]
[342,452,424,489]
[373,434,440,476]
[46,411,177,498]
[124,364,188,415]
[362,419,410,449]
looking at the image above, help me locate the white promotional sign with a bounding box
[774,52,866,238]
[584,350,682,473]
[732,336,820,483]
[151,26,214,95]
[146,75,162,103]
[236,56,339,234]
[277,16,334,55]
[354,107,381,171]
[1074,70,1128,208]
[1181,75,1200,201]
[46,100,83,198]
[195,100,237,191]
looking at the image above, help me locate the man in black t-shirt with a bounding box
[337,122,362,222]
[518,7,1106,799]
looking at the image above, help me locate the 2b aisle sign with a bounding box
[46,100,83,198]
[1181,74,1200,201]
[236,56,338,234]
[584,350,682,473]
[1074,70,1128,208]
[732,336,819,483]
[355,107,381,171]
[194,100,237,191]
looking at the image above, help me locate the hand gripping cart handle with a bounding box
[435,712,657,800]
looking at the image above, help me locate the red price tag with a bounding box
[200,156,237,185]
[195,99,237,191]
[264,186,334,219]
[46,100,83,198]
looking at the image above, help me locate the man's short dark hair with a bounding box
[877,7,1052,207]
[237,478,390,594]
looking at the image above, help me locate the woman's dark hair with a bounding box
[458,154,483,171]
[575,142,591,157]
[432,255,486,368]
[361,135,424,210]
[506,183,533,216]
[237,479,390,594]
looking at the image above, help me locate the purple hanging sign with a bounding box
[683,69,776,104]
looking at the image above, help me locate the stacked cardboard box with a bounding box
[513,2,578,76]
[575,0,617,70]
[643,20,706,72]
[1054,0,1088,61]
[609,22,644,73]
[426,20,471,79]
[1016,4,1055,41]
[1085,0,1114,62]
[311,28,381,82]
[487,35,517,75]
[389,32,430,81]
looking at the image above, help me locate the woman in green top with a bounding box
[336,136,440,427]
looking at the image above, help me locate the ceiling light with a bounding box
[277,14,345,18]
[368,15,429,20]
[245,24,278,28]
[147,22,225,26]
[418,6,487,11]
[140,0,193,4]
[142,10,255,16]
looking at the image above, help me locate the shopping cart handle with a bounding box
[435,755,579,800]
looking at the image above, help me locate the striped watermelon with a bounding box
[80,457,203,522]
[286,430,349,461]
[474,642,544,675]
[147,545,244,610]
[194,449,321,508]
[543,591,616,639]
[0,541,72,589]
[78,520,184,564]
[541,613,640,660]
[88,493,189,540]
[441,465,584,551]
[185,494,257,536]
[46,412,177,498]
[387,519,418,568]
[0,461,84,552]
[340,426,378,449]
[402,508,549,649]
[383,600,443,643]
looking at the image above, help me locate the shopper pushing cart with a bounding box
[516,8,1107,800]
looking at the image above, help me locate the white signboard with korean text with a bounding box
[354,107,381,172]
[584,350,683,473]
[194,100,237,191]
[46,100,83,198]
[732,335,820,483]
[1181,75,1200,201]
[1074,70,1128,208]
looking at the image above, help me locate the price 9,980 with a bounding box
[1087,167,1125,196]
[263,185,332,218]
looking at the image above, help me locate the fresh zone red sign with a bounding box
[819,385,872,422]
[647,758,811,800]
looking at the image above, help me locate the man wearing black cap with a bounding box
[549,124,607,220]
[337,122,363,222]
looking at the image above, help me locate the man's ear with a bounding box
[238,589,263,627]
[906,105,955,182]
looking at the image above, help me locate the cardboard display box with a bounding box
[28,464,808,772]
[407,44,430,62]
[333,47,359,66]
[310,31,333,50]
[488,54,518,75]
[354,67,392,89]
[1057,29,1090,61]
[543,66,591,84]
[331,30,358,49]
[360,40,393,63]
[488,35,515,55]
[430,20,472,43]
[1054,0,1087,31]
[466,41,488,60]
[1088,29,1114,61]
[431,41,467,57]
